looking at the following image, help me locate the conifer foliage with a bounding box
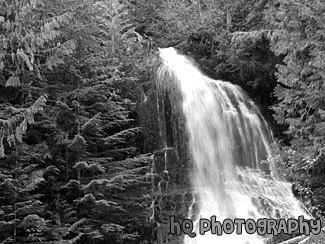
[0,0,152,243]
[267,0,325,215]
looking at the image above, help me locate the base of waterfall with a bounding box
[181,167,313,244]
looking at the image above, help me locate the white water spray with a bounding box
[157,47,309,244]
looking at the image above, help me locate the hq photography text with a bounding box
[169,215,322,237]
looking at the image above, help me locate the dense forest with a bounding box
[0,0,325,243]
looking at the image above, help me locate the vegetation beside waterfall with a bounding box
[0,0,325,243]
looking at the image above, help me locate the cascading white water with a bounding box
[157,47,309,244]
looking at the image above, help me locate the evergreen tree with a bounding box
[0,1,152,243]
[267,0,325,215]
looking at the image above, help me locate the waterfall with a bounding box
[157,47,309,244]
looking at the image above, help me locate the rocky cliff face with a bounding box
[139,63,195,243]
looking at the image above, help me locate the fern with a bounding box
[63,218,87,237]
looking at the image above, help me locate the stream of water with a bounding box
[158,47,309,244]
